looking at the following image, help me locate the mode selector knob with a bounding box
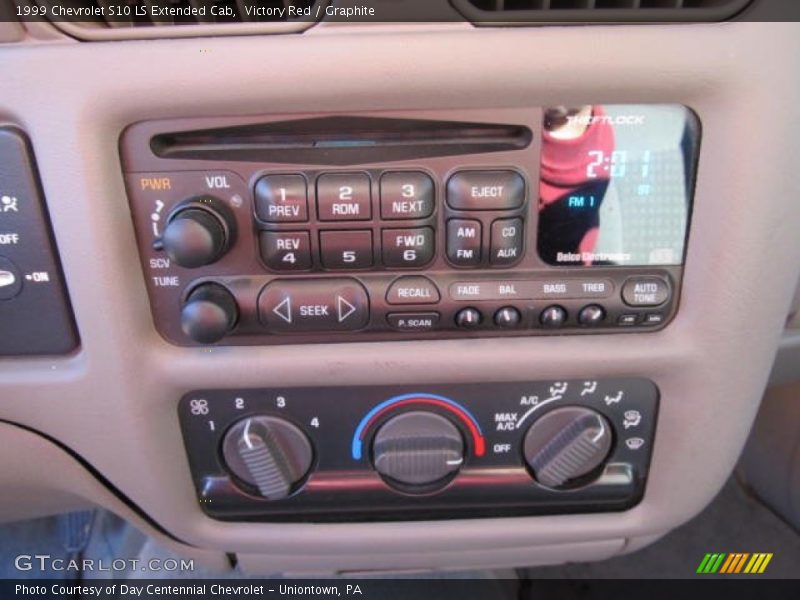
[222,416,313,500]
[181,283,238,344]
[161,197,235,268]
[523,407,613,489]
[372,411,464,492]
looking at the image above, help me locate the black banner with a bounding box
[3,579,800,600]
[4,0,800,25]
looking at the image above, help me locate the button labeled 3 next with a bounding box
[258,278,369,333]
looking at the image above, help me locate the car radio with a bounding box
[122,105,699,346]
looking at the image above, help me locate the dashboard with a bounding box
[0,8,799,576]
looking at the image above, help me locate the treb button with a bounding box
[258,278,369,333]
[386,276,441,305]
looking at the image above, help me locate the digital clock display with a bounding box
[537,104,700,267]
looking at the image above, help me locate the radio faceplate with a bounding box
[121,107,697,346]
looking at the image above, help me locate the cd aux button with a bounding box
[489,218,524,266]
[386,276,440,305]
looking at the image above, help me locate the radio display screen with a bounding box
[537,104,699,267]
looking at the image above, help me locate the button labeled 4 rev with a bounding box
[258,278,369,333]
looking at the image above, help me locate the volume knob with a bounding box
[222,416,313,500]
[161,197,234,268]
[523,407,612,489]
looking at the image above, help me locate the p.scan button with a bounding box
[258,278,369,333]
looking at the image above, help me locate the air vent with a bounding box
[451,0,755,23]
[36,0,327,40]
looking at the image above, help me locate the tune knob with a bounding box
[161,197,234,268]
[523,407,612,489]
[371,411,464,492]
[180,283,238,344]
[221,416,313,500]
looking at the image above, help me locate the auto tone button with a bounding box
[621,276,671,307]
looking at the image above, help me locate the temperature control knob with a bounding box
[221,416,313,500]
[371,411,464,491]
[523,407,612,489]
[161,198,234,268]
[180,283,238,344]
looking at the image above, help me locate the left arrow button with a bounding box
[272,297,293,324]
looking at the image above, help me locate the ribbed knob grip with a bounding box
[523,407,612,489]
[372,411,464,489]
[222,416,313,500]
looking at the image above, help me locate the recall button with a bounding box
[386,276,441,305]
[387,312,440,332]
[258,278,369,333]
[621,277,671,307]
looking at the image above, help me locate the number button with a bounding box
[317,173,372,221]
[254,174,308,223]
[259,231,312,271]
[382,227,435,268]
[380,172,435,220]
[319,230,374,270]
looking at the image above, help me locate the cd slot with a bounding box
[150,116,532,166]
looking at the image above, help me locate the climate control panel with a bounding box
[179,378,659,521]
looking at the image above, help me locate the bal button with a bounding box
[494,306,521,328]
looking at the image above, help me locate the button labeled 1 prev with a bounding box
[258,278,369,333]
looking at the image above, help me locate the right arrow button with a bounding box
[259,278,369,333]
